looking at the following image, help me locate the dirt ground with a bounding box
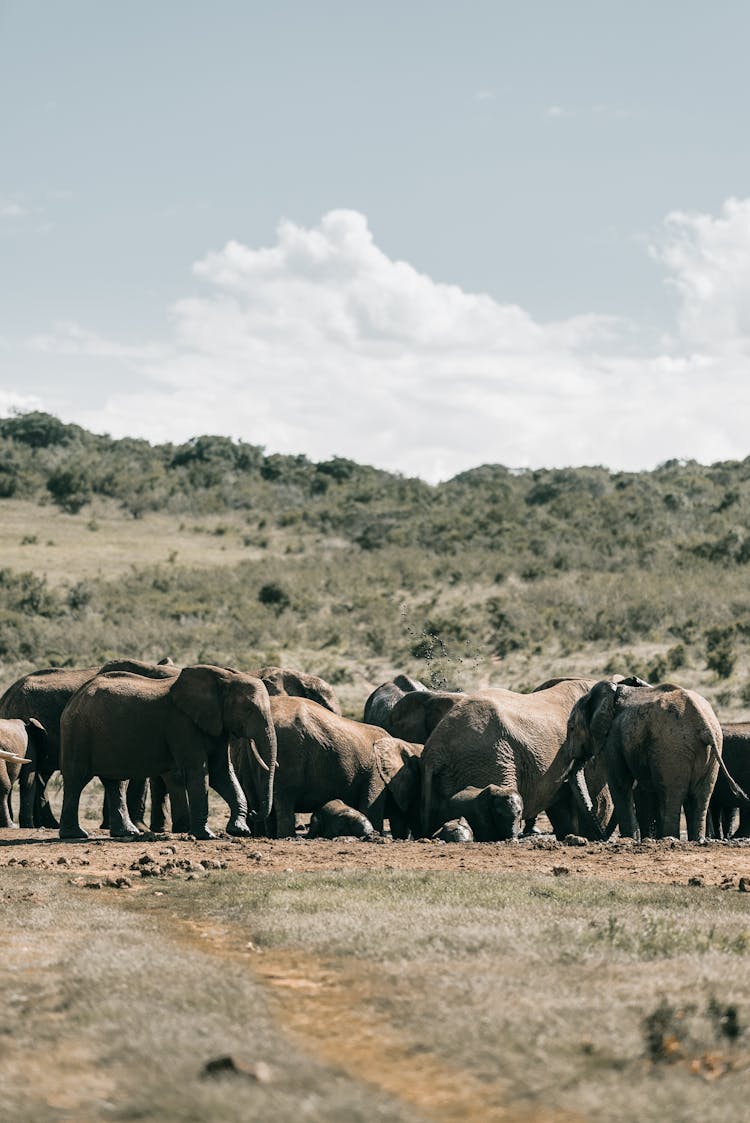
[3,827,750,887]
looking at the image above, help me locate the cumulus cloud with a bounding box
[0,198,27,219]
[13,203,750,480]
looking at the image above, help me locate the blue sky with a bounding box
[2,1,750,479]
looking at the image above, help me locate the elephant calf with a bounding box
[0,718,44,828]
[433,817,474,843]
[307,800,375,839]
[440,785,523,841]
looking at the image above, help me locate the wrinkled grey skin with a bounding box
[387,690,465,744]
[0,718,43,827]
[60,665,276,841]
[0,657,176,828]
[363,675,427,728]
[708,723,750,839]
[254,666,342,715]
[440,785,523,841]
[433,817,474,843]
[232,697,422,839]
[420,679,607,840]
[563,680,727,841]
[307,799,375,839]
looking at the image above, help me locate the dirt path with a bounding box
[170,912,581,1123]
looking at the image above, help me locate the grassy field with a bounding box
[3,863,750,1122]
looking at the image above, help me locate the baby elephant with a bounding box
[440,785,523,841]
[307,800,375,840]
[0,718,39,828]
[433,817,474,843]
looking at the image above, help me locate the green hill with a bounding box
[1,411,749,717]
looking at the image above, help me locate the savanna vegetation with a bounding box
[2,411,750,716]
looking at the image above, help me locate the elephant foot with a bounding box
[40,810,60,830]
[226,818,252,837]
[60,825,89,840]
[111,827,142,840]
[190,826,217,840]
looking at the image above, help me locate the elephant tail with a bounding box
[709,741,750,808]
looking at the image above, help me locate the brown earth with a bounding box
[3,828,750,887]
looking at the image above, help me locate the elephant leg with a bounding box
[272,795,296,839]
[35,775,59,830]
[522,818,540,836]
[126,779,149,833]
[705,807,717,839]
[0,776,14,828]
[208,755,250,836]
[165,772,191,833]
[685,777,714,843]
[736,808,750,838]
[59,769,93,840]
[18,760,37,828]
[103,780,141,838]
[184,767,214,840]
[722,807,739,839]
[100,790,110,830]
[609,778,639,840]
[658,790,685,840]
[148,774,169,832]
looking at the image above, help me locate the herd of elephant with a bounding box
[0,659,749,845]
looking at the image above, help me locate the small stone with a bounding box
[563,834,588,847]
[84,879,103,889]
[138,853,155,865]
[201,1055,272,1083]
[56,856,70,866]
[688,876,705,887]
[105,876,133,889]
[552,866,570,877]
[739,877,750,893]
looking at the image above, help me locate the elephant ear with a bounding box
[170,666,226,737]
[588,681,619,750]
[374,738,420,812]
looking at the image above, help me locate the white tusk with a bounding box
[248,739,270,773]
[0,749,30,764]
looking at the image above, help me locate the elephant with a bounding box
[433,817,474,843]
[232,697,422,839]
[386,689,465,744]
[420,678,611,839]
[438,785,523,841]
[562,680,745,841]
[0,657,176,827]
[707,723,750,839]
[253,666,342,715]
[0,720,39,827]
[59,665,276,840]
[307,800,375,839]
[363,675,427,728]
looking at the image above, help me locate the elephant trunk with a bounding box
[244,686,277,821]
[568,767,605,841]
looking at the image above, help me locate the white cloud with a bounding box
[0,390,41,415]
[15,203,750,480]
[28,321,170,362]
[0,199,27,219]
[473,90,496,102]
[545,105,565,119]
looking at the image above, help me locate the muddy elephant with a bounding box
[233,697,422,839]
[433,818,474,843]
[59,665,276,840]
[420,679,609,839]
[563,680,743,841]
[253,666,342,715]
[363,675,426,728]
[308,800,375,839]
[386,689,465,744]
[706,723,750,839]
[438,785,523,841]
[0,657,175,827]
[0,720,39,827]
